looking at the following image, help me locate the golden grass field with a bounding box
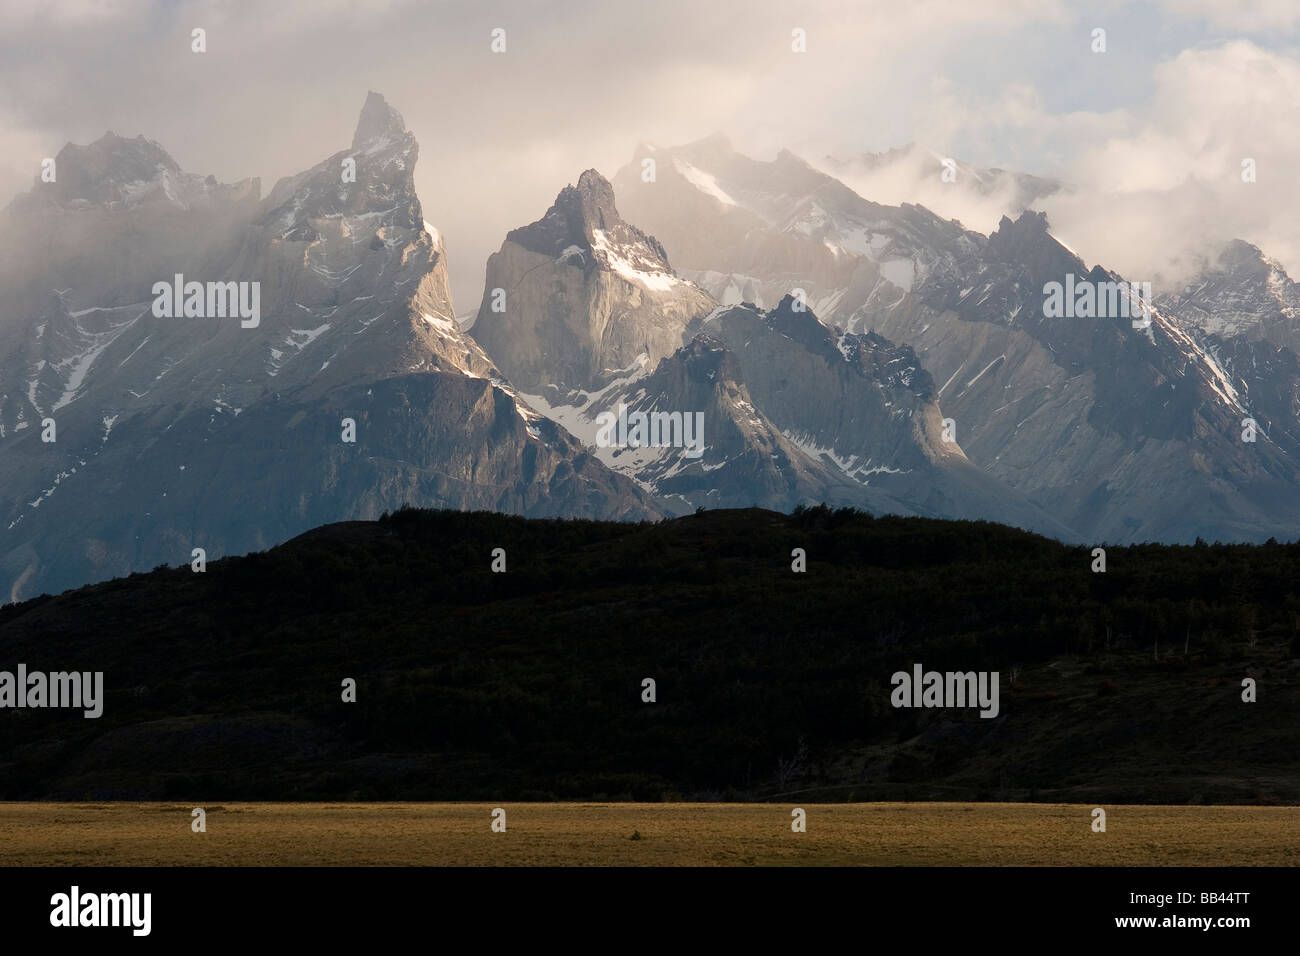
[1,802,1295,866]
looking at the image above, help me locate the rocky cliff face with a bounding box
[0,94,662,603]
[469,169,715,399]
[691,296,1075,538]
[580,331,907,513]
[890,212,1300,543]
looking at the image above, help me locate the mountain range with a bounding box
[0,94,659,602]
[4,92,1300,602]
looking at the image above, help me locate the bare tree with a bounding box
[775,736,809,791]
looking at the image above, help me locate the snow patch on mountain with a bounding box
[50,306,147,411]
[590,229,682,292]
[673,158,736,206]
[879,259,917,293]
[784,429,908,483]
[1159,315,1247,414]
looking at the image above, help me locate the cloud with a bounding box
[0,0,1074,305]
[1040,41,1300,286]
[858,37,1300,288]
[6,0,136,23]
[1159,0,1300,31]
[0,0,1289,307]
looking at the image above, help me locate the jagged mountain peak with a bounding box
[8,128,257,213]
[986,209,1081,275]
[506,172,609,256]
[570,168,623,231]
[992,209,1050,241]
[769,292,813,319]
[351,91,409,152]
[65,130,178,170]
[42,132,177,204]
[1219,237,1267,263]
[260,92,422,240]
[774,147,812,167]
[760,295,845,351]
[575,167,614,198]
[678,331,738,382]
[1156,237,1300,342]
[471,170,715,397]
[506,169,674,272]
[1209,238,1284,279]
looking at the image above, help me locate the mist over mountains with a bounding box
[0,95,661,602]
[3,91,1300,602]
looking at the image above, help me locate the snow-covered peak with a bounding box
[506,168,683,286]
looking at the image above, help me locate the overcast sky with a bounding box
[3,0,1299,306]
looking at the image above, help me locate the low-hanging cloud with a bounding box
[1043,41,1300,288]
[0,1,1294,307]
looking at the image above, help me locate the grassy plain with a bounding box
[1,802,1295,866]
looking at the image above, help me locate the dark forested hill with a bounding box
[0,506,1296,803]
